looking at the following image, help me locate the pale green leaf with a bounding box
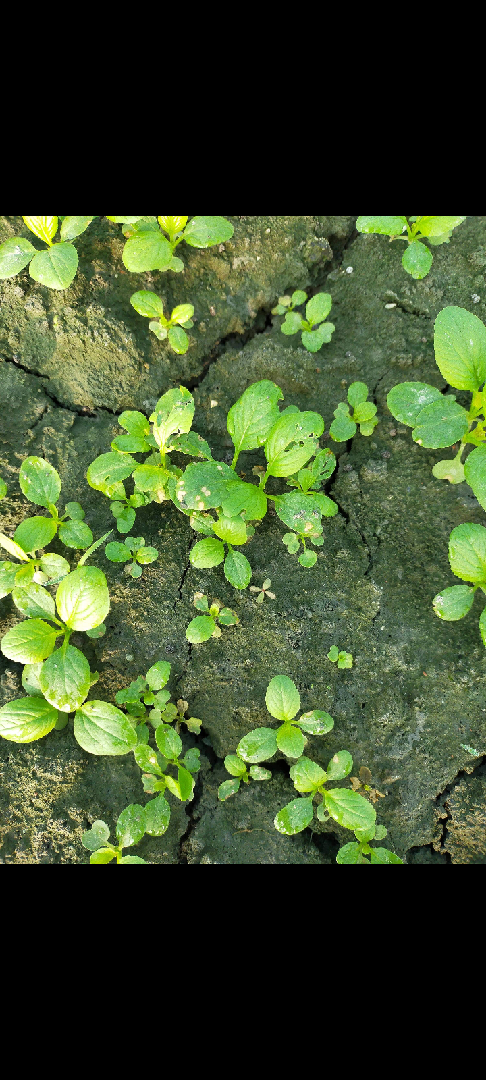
[432,584,476,621]
[434,306,486,391]
[40,643,91,712]
[56,566,109,630]
[74,700,138,755]
[0,695,58,742]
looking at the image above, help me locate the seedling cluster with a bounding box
[356,216,466,279]
[272,290,335,352]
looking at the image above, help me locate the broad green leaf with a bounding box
[144,794,171,835]
[412,396,469,448]
[387,382,442,426]
[13,566,35,588]
[282,533,300,554]
[23,216,57,243]
[297,710,334,734]
[155,724,182,759]
[158,216,188,236]
[402,241,433,279]
[105,541,132,562]
[224,549,251,589]
[337,651,353,669]
[448,523,486,583]
[218,778,241,800]
[145,661,170,690]
[114,506,137,533]
[347,382,368,408]
[64,502,85,521]
[329,410,357,441]
[301,323,335,351]
[276,723,305,757]
[111,434,151,453]
[12,582,56,620]
[265,675,300,722]
[432,584,476,620]
[417,216,465,237]
[118,411,151,439]
[326,750,353,780]
[130,290,164,318]
[90,848,117,863]
[0,236,37,278]
[86,623,106,639]
[150,387,194,449]
[86,452,138,497]
[249,765,271,780]
[237,727,278,764]
[60,216,95,241]
[168,326,189,354]
[190,538,225,568]
[183,216,234,248]
[56,566,109,630]
[328,646,339,661]
[12,515,56,554]
[0,695,58,742]
[299,550,317,567]
[186,616,217,643]
[274,491,336,535]
[175,460,236,512]
[227,381,284,456]
[289,756,326,792]
[368,847,403,864]
[220,480,267,520]
[116,804,146,848]
[19,457,61,508]
[74,700,138,755]
[218,608,238,625]
[434,306,486,391]
[432,458,465,484]
[281,311,304,335]
[354,823,376,843]
[1,618,58,663]
[336,842,365,864]
[81,820,111,851]
[353,401,377,423]
[306,292,332,326]
[39,554,70,581]
[58,520,93,549]
[0,561,18,598]
[324,788,376,832]
[464,444,486,510]
[123,231,172,272]
[178,766,195,801]
[40,643,91,712]
[224,754,247,777]
[359,419,379,437]
[265,412,324,477]
[136,546,158,564]
[356,216,407,235]
[274,797,314,835]
[168,431,213,459]
[291,290,307,306]
[183,748,201,774]
[171,304,194,325]
[29,243,78,289]
[213,516,247,545]
[132,465,168,500]
[149,321,167,340]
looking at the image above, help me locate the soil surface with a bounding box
[1,214,485,864]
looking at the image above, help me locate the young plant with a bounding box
[0,217,96,289]
[327,645,353,669]
[130,291,194,353]
[186,593,239,643]
[82,810,149,864]
[107,216,234,274]
[356,216,466,280]
[432,524,486,646]
[272,290,335,352]
[336,829,403,864]
[329,382,378,441]
[249,578,276,603]
[115,660,202,735]
[105,535,159,578]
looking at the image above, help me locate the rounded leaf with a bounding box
[11,582,56,620]
[186,616,216,643]
[1,618,58,663]
[213,515,247,545]
[289,756,326,792]
[218,778,241,800]
[23,216,58,243]
[276,723,305,758]
[0,236,37,278]
[155,724,182,759]
[19,457,61,508]
[40,644,91,712]
[432,458,465,484]
[368,847,403,864]
[224,549,252,589]
[0,560,18,599]
[0,695,58,742]
[56,566,110,630]
[305,292,332,326]
[299,549,317,567]
[60,216,95,241]
[326,750,353,780]
[227,380,284,456]
[434,305,486,391]
[297,709,334,734]
[145,661,171,690]
[105,541,132,563]
[356,216,407,235]
[448,523,486,583]
[433,584,476,621]
[116,804,146,848]
[123,231,172,272]
[324,788,376,832]
[265,675,300,721]
[301,323,335,351]
[130,290,165,318]
[58,520,93,549]
[386,382,442,427]
[402,241,433,280]
[171,303,194,325]
[144,794,171,836]
[74,700,138,755]
[183,216,234,248]
[274,797,314,835]
[29,242,78,289]
[86,452,138,496]
[464,444,486,510]
[237,726,278,763]
[412,396,469,448]
[336,842,365,864]
[168,326,189,354]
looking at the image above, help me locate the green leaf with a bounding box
[183,216,234,248]
[301,324,335,352]
[338,651,353,669]
[190,538,225,569]
[346,382,367,409]
[114,507,137,534]
[218,608,238,625]
[118,411,151,439]
[336,842,365,864]
[386,382,442,426]
[324,788,376,831]
[0,479,6,500]
[281,311,304,335]
[282,533,300,554]
[111,434,151,453]
[353,401,377,423]
[356,216,407,235]
[274,797,314,835]
[276,723,305,757]
[416,216,465,238]
[132,465,167,501]
[1,618,58,663]
[402,241,433,280]
[433,584,476,620]
[448,523,486,583]
[249,765,271,780]
[64,502,85,521]
[74,700,138,755]
[297,710,334,734]
[220,480,267,520]
[274,492,336,536]
[123,231,172,272]
[175,460,236,512]
[186,615,217,643]
[13,516,57,555]
[116,804,146,848]
[171,303,195,325]
[150,387,195,449]
[178,766,195,801]
[265,412,324,477]
[224,549,252,589]
[81,820,111,851]
[213,515,247,545]
[299,549,317,567]
[136,546,158,564]
[90,848,117,863]
[168,431,213,459]
[227,380,284,457]
[326,750,353,780]
[374,824,388,841]
[40,644,91,712]
[369,847,403,864]
[412,396,469,448]
[130,290,165,318]
[218,778,241,800]
[237,727,278,763]
[19,457,61,509]
[289,756,326,792]
[149,321,167,340]
[329,410,357,441]
[56,566,109,630]
[434,306,486,391]
[183,747,201,774]
[23,216,58,243]
[105,541,132,563]
[432,458,466,484]
[168,326,189,354]
[11,582,56,620]
[59,216,95,241]
[158,216,188,236]
[58,520,93,549]
[134,744,163,774]
[328,646,339,662]
[144,794,171,836]
[291,290,307,306]
[0,236,37,278]
[155,724,182,759]
[0,695,58,743]
[479,607,486,648]
[225,754,247,777]
[145,661,171,691]
[464,444,486,510]
[86,452,138,497]
[39,553,70,580]
[305,293,332,326]
[265,675,300,721]
[86,623,106,639]
[0,561,19,598]
[107,216,144,224]
[29,243,78,289]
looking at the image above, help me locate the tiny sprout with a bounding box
[249,578,276,603]
[186,593,239,643]
[327,646,353,669]
[105,535,158,577]
[130,291,195,354]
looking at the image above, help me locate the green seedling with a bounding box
[0,216,96,289]
[432,524,486,647]
[105,535,159,578]
[186,593,239,643]
[86,380,341,582]
[327,645,353,669]
[460,744,485,757]
[82,810,149,863]
[130,291,194,353]
[134,729,200,804]
[336,830,403,864]
[115,660,202,736]
[107,215,234,275]
[249,578,276,603]
[356,216,466,280]
[272,290,335,352]
[329,382,378,441]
